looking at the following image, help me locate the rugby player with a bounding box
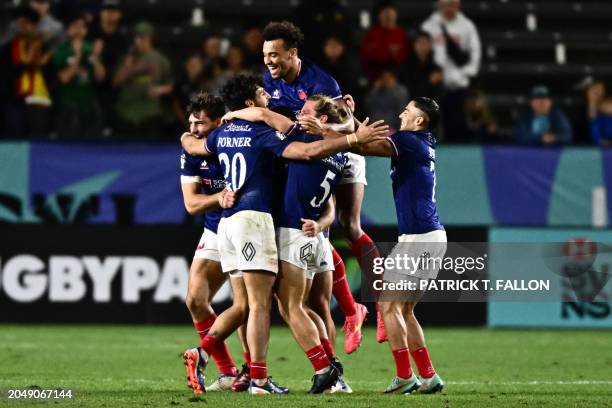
[301,97,446,394]
[179,93,241,392]
[223,94,355,393]
[262,20,386,352]
[181,75,387,394]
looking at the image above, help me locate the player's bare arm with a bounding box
[222,107,294,133]
[282,118,388,161]
[301,200,335,237]
[181,132,210,156]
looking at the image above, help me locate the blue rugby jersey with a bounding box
[278,133,346,229]
[205,119,291,217]
[264,59,342,114]
[180,150,225,233]
[386,130,444,235]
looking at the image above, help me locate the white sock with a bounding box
[315,366,330,375]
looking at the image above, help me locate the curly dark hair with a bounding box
[186,92,225,120]
[262,20,304,50]
[220,74,263,111]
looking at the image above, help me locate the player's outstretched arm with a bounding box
[282,118,388,161]
[222,107,294,133]
[181,132,210,156]
[350,139,394,157]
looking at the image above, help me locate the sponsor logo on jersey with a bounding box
[200,160,208,170]
[275,131,287,140]
[272,89,281,99]
[226,123,253,132]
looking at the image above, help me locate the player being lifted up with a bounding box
[180,93,242,393]
[181,75,388,394]
[222,94,358,393]
[261,20,386,352]
[301,97,446,395]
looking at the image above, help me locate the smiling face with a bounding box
[399,101,426,131]
[263,39,297,79]
[189,112,219,137]
[252,86,271,108]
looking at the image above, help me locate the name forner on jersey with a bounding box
[264,59,342,114]
[279,132,346,230]
[180,150,225,233]
[205,119,292,218]
[386,130,444,235]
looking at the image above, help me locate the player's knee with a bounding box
[379,301,400,316]
[186,293,209,315]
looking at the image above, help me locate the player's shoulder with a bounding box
[302,60,336,82]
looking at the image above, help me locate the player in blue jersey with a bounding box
[301,97,446,395]
[222,94,356,393]
[181,75,388,395]
[262,21,386,351]
[180,93,247,394]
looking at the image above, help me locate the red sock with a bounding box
[331,248,357,316]
[392,347,413,379]
[243,351,251,367]
[250,361,267,380]
[349,233,381,278]
[213,342,238,376]
[197,333,237,376]
[320,338,335,359]
[306,345,331,372]
[193,314,217,340]
[411,347,436,378]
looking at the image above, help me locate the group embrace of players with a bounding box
[178,21,446,396]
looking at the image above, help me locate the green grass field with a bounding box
[0,325,611,407]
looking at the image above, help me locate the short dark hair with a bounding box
[15,6,40,24]
[262,21,304,50]
[220,74,263,111]
[412,97,440,133]
[186,92,225,120]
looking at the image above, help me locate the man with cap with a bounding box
[113,21,173,138]
[513,85,573,145]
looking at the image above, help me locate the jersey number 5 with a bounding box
[218,152,246,191]
[310,170,336,207]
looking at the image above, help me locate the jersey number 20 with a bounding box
[310,170,336,207]
[218,152,246,191]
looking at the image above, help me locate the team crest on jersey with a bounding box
[272,89,281,99]
[297,90,307,100]
[275,131,287,140]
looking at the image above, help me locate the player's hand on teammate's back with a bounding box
[300,218,321,237]
[219,189,237,209]
[221,112,236,123]
[355,117,389,144]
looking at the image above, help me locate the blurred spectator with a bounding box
[88,0,129,134]
[242,27,264,73]
[217,46,250,85]
[401,29,443,101]
[200,35,225,92]
[0,7,52,137]
[464,90,497,142]
[2,0,64,49]
[52,12,105,138]
[513,86,572,146]
[590,96,612,147]
[294,0,352,63]
[319,36,361,101]
[364,67,408,131]
[422,0,481,142]
[586,80,606,121]
[113,21,172,138]
[172,53,207,126]
[360,1,409,83]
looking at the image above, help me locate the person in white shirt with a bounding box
[422,0,481,142]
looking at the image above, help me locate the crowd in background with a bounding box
[1,0,611,147]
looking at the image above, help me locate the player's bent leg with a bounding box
[276,261,339,394]
[403,301,443,394]
[380,298,420,394]
[309,271,336,346]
